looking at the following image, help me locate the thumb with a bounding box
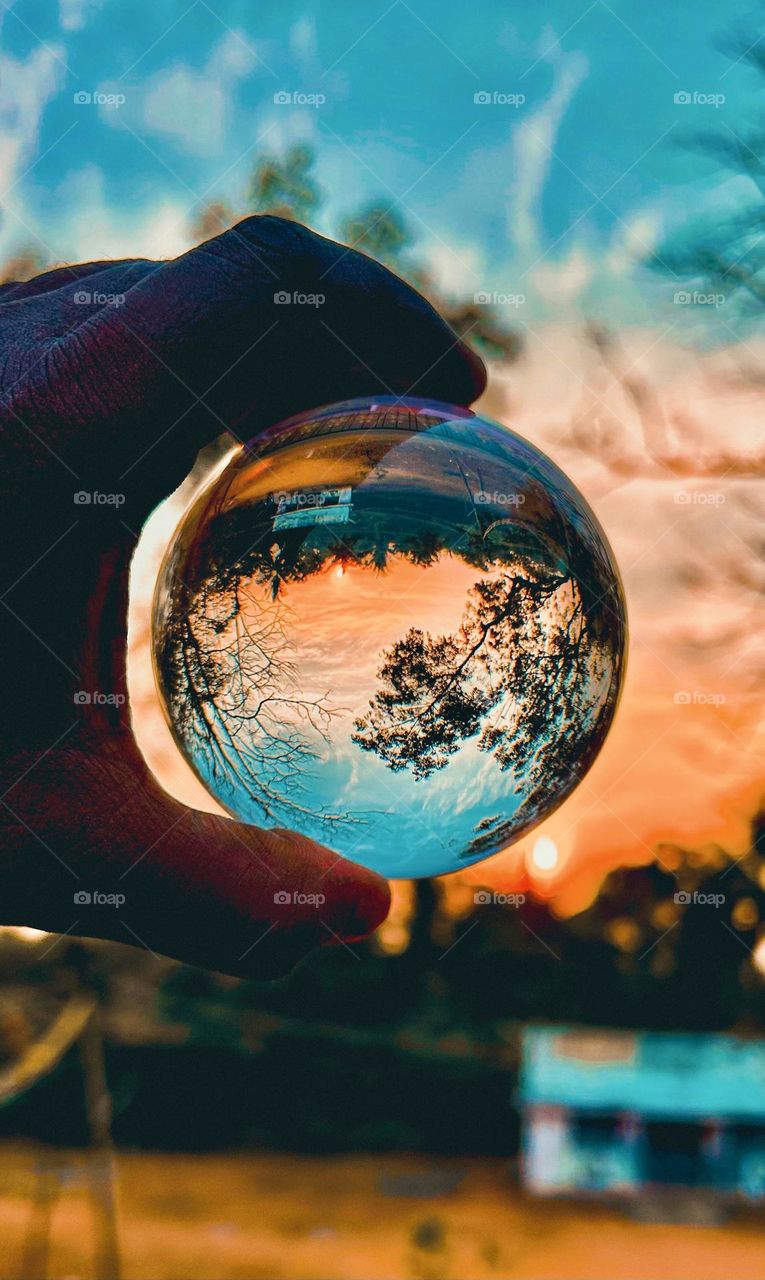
[0,738,390,978]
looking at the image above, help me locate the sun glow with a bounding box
[531,836,559,872]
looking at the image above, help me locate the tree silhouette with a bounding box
[0,244,46,285]
[652,28,765,317]
[154,554,357,833]
[353,558,617,831]
[248,144,321,224]
[189,200,236,244]
[339,201,411,268]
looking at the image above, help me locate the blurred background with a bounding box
[2,0,765,1276]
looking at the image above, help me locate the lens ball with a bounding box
[152,397,626,877]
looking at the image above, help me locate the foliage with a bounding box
[653,35,765,316]
[247,143,321,224]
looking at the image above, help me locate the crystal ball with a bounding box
[152,397,626,878]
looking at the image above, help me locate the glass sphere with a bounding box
[152,397,626,878]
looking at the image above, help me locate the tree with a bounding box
[0,245,46,286]
[154,555,356,834]
[353,558,619,842]
[653,30,765,317]
[339,202,412,269]
[247,143,321,224]
[189,201,235,244]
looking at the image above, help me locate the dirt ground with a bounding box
[0,1144,763,1280]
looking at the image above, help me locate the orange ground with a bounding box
[0,1145,763,1280]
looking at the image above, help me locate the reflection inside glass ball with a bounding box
[152,397,626,878]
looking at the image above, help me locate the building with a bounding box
[520,1025,765,1200]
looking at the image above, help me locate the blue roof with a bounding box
[520,1026,765,1120]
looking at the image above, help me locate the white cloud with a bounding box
[529,243,593,304]
[52,164,192,261]
[0,46,62,193]
[256,107,318,156]
[509,48,589,255]
[143,67,227,156]
[419,236,484,296]
[208,29,260,80]
[290,15,318,64]
[141,31,259,156]
[59,0,102,31]
[606,209,662,276]
[0,44,63,264]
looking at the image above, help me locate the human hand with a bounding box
[0,215,485,976]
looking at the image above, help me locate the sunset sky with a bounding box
[3,0,763,909]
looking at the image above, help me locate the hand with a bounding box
[0,215,485,976]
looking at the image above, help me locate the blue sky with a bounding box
[1,0,762,327]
